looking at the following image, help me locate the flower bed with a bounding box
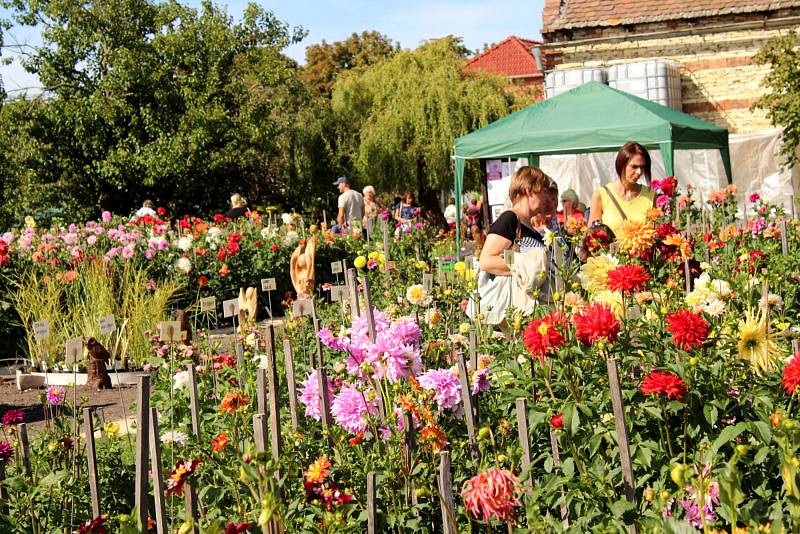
[0,182,799,532]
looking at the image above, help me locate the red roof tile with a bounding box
[464,36,543,78]
[542,0,800,32]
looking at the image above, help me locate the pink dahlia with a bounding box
[0,441,13,464]
[2,409,24,426]
[298,370,334,421]
[331,386,378,434]
[418,369,462,411]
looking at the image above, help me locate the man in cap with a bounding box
[333,176,364,233]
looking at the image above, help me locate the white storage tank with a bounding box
[607,60,682,110]
[545,67,607,99]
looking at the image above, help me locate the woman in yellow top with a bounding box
[589,141,656,236]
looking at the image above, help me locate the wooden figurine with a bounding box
[237,287,258,333]
[85,337,112,390]
[290,236,317,299]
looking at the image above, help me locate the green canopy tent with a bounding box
[453,81,731,253]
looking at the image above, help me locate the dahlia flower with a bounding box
[640,371,687,401]
[462,469,521,524]
[665,309,709,351]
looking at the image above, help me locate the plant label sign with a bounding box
[422,273,434,292]
[199,296,217,313]
[261,278,276,292]
[330,285,349,302]
[293,299,313,317]
[330,261,343,275]
[160,321,183,342]
[99,315,116,335]
[222,299,240,318]
[33,320,50,341]
[65,337,84,364]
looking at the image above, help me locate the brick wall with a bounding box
[542,13,800,133]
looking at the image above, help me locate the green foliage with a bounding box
[754,30,800,167]
[331,36,522,199]
[0,0,335,221]
[301,30,398,98]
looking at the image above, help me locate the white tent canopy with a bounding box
[534,128,797,213]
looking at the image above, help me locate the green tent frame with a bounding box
[453,81,732,254]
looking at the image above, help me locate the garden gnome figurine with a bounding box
[85,337,112,390]
[237,287,258,333]
[290,236,317,299]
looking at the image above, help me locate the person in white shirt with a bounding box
[135,200,156,218]
[333,176,364,233]
[444,197,458,228]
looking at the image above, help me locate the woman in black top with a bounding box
[478,167,557,275]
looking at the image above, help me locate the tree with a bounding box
[301,31,397,98]
[754,31,800,167]
[331,36,527,222]
[0,0,325,220]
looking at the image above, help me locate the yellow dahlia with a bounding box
[737,311,783,375]
[578,253,619,294]
[662,233,692,262]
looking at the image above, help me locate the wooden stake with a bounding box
[515,399,532,489]
[264,326,283,493]
[468,329,478,374]
[684,259,692,294]
[606,358,638,534]
[148,408,168,534]
[781,219,789,255]
[317,368,333,428]
[134,374,150,529]
[382,219,390,263]
[402,412,416,474]
[456,352,479,461]
[367,471,378,534]
[0,461,6,515]
[17,423,31,479]
[361,276,376,342]
[549,428,569,527]
[346,268,360,321]
[283,338,300,430]
[438,450,457,534]
[310,302,324,369]
[184,480,200,534]
[187,364,201,438]
[253,414,268,453]
[793,339,800,354]
[83,408,101,519]
[257,367,268,416]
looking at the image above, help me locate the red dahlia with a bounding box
[605,264,650,294]
[523,312,568,362]
[640,371,687,401]
[665,309,709,351]
[574,303,620,346]
[782,354,800,395]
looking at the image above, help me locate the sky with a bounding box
[0,0,545,94]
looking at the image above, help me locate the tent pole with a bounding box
[454,156,465,257]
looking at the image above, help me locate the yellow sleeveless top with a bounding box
[598,184,656,236]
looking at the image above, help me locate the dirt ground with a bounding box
[0,375,138,434]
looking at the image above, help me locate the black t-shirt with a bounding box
[488,210,544,252]
[226,206,248,220]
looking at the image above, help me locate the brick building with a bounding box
[463,36,544,99]
[541,0,800,133]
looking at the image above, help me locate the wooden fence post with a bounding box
[257,368,268,417]
[83,408,101,519]
[515,399,532,489]
[264,326,283,495]
[187,364,201,438]
[606,358,638,534]
[456,352,479,461]
[0,461,6,515]
[346,268,360,321]
[781,219,789,255]
[283,338,300,430]
[438,450,457,534]
[17,423,31,479]
[253,414,268,453]
[134,374,151,529]
[793,339,800,355]
[317,367,333,429]
[367,471,378,534]
[184,480,200,534]
[148,408,168,534]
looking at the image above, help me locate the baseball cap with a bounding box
[333,176,349,186]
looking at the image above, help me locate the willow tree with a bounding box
[331,36,522,220]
